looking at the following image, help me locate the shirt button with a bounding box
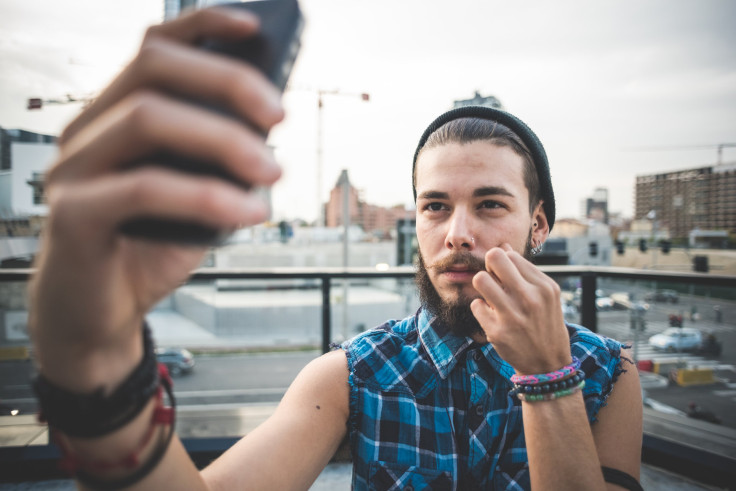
[475,405,485,417]
[472,351,481,361]
[404,486,414,491]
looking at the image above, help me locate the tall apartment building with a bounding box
[635,162,736,241]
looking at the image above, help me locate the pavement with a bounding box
[1,405,731,490]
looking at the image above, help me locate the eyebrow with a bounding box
[417,186,515,200]
[473,186,514,198]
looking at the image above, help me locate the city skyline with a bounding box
[1,0,735,223]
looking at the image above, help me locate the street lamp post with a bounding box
[312,89,369,340]
[315,89,370,227]
[647,209,658,269]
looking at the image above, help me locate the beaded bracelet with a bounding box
[511,370,585,396]
[517,379,585,403]
[510,356,581,386]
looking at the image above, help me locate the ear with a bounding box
[531,201,550,245]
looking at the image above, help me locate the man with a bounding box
[29,6,642,491]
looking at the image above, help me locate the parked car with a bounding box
[648,328,702,352]
[573,288,615,311]
[644,289,679,303]
[595,295,615,311]
[156,347,195,376]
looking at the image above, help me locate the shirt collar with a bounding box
[417,308,516,381]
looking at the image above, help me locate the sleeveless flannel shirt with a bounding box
[340,308,628,491]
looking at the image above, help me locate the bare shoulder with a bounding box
[592,348,643,479]
[277,349,350,419]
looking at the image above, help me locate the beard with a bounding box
[415,232,534,338]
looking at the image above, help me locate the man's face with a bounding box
[414,141,545,336]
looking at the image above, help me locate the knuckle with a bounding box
[134,37,166,74]
[551,281,561,296]
[142,24,164,44]
[124,90,161,135]
[193,181,227,214]
[126,172,160,204]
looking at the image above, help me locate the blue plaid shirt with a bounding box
[340,308,627,490]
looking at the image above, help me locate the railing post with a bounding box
[581,272,597,333]
[321,277,331,353]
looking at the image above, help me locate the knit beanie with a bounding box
[412,106,555,231]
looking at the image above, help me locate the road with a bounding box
[0,351,320,415]
[2,296,735,429]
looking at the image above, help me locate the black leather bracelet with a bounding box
[33,323,159,438]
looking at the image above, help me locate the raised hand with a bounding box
[29,6,284,391]
[470,243,572,375]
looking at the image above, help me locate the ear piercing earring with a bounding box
[531,240,544,256]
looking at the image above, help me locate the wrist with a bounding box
[32,319,145,394]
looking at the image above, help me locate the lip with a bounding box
[440,268,478,282]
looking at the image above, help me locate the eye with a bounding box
[479,200,504,210]
[424,202,447,212]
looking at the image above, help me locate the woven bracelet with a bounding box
[511,370,585,396]
[517,379,585,403]
[510,356,581,386]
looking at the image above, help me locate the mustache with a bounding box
[426,251,486,274]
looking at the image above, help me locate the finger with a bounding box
[470,297,499,340]
[61,7,278,143]
[149,5,260,45]
[51,91,281,188]
[49,167,270,238]
[472,269,515,317]
[483,247,527,292]
[501,243,550,284]
[77,37,283,139]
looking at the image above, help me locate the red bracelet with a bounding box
[52,363,175,481]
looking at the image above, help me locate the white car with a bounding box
[595,296,615,311]
[648,328,703,352]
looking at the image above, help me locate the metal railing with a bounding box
[1,265,735,487]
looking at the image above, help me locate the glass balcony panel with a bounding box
[0,268,734,487]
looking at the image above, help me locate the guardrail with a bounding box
[1,266,735,487]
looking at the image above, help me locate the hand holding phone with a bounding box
[119,0,303,245]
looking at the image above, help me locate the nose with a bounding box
[445,210,475,250]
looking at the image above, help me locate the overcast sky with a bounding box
[2,0,735,223]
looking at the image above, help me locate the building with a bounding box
[0,127,56,266]
[584,187,609,224]
[164,0,197,20]
[0,127,57,223]
[542,218,614,266]
[453,91,504,110]
[635,162,736,242]
[325,170,411,238]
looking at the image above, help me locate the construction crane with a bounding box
[716,143,736,165]
[27,93,94,110]
[626,143,736,165]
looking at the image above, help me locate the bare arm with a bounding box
[520,363,642,490]
[202,350,350,490]
[29,6,289,489]
[471,245,642,490]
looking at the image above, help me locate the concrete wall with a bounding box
[169,283,420,347]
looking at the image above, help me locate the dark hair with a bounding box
[414,118,542,214]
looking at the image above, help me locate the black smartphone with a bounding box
[120,0,303,245]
